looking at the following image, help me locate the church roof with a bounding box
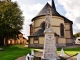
[30,29,44,36]
[36,3,60,17]
[32,2,61,21]
[31,0,73,24]
[29,29,59,37]
[63,16,73,23]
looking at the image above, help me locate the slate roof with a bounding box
[37,3,60,17]
[29,29,59,37]
[31,0,73,23]
[32,3,61,21]
[30,29,44,36]
[63,16,73,23]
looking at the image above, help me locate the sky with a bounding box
[11,0,80,39]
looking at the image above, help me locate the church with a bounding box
[28,0,73,48]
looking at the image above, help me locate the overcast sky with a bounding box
[12,0,80,39]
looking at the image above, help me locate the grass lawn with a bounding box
[0,45,31,60]
[57,47,80,55]
[0,45,80,60]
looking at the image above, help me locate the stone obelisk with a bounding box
[42,8,59,60]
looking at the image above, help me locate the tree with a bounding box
[0,0,24,45]
[73,32,80,38]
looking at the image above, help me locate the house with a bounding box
[28,0,73,48]
[8,32,27,45]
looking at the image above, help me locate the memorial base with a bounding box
[41,58,60,60]
[42,58,60,60]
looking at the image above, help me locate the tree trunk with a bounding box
[0,36,4,45]
[4,35,8,46]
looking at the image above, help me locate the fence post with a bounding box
[60,48,65,57]
[31,49,34,56]
[26,50,34,60]
[26,54,30,60]
[31,50,34,60]
[77,53,80,60]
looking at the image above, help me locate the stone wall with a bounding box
[28,44,67,48]
[28,44,44,48]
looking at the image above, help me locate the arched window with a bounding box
[41,22,45,30]
[60,24,64,37]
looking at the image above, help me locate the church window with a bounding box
[41,22,45,30]
[60,24,64,37]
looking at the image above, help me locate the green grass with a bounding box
[0,45,31,60]
[0,45,80,60]
[57,47,80,55]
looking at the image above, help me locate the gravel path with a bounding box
[15,52,77,60]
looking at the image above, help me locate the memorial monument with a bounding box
[42,8,59,60]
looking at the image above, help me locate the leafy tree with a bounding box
[0,0,24,45]
[73,32,80,38]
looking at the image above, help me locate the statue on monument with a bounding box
[45,8,52,29]
[42,8,59,60]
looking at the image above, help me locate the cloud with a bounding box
[11,0,45,39]
[75,17,80,24]
[27,3,43,12]
[21,4,44,39]
[15,2,43,39]
[73,24,80,33]
[58,0,80,34]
